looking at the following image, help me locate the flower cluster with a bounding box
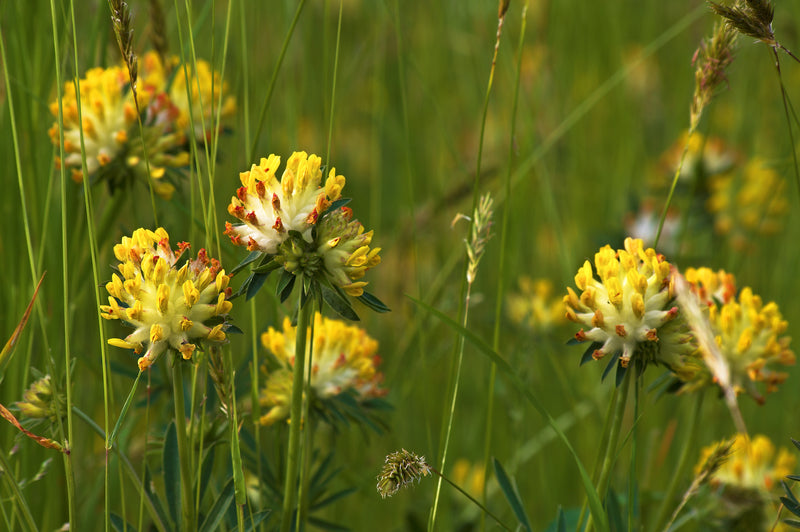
[678,267,794,402]
[564,238,693,375]
[694,434,794,531]
[707,157,789,250]
[225,151,382,304]
[258,313,386,426]
[506,276,565,332]
[100,228,233,371]
[16,375,64,421]
[49,51,235,198]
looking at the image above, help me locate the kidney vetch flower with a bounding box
[100,228,233,371]
[258,313,386,426]
[564,237,694,377]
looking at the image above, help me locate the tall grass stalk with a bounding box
[249,0,307,160]
[482,4,527,530]
[429,6,506,530]
[280,293,314,532]
[0,450,38,532]
[48,0,78,527]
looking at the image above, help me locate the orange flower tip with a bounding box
[255,181,266,198]
[271,193,281,212]
[246,237,259,251]
[575,329,587,342]
[615,324,627,337]
[236,186,248,202]
[272,218,285,233]
[305,209,319,225]
[245,211,258,225]
[666,306,679,320]
[619,356,631,368]
[645,329,658,341]
[592,349,605,361]
[591,310,604,328]
[137,356,152,372]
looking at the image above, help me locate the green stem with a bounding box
[227,349,247,532]
[172,360,195,532]
[280,294,313,532]
[654,124,695,249]
[483,5,527,530]
[430,11,506,531]
[586,368,632,532]
[650,392,704,531]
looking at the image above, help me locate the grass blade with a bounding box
[492,457,532,532]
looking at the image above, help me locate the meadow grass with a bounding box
[2,1,800,531]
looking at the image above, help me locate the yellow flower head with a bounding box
[313,206,381,297]
[16,375,64,421]
[697,434,795,492]
[225,152,345,254]
[49,57,189,198]
[507,276,566,331]
[100,228,233,371]
[678,269,794,401]
[258,313,385,426]
[707,157,789,250]
[169,58,236,141]
[564,237,693,373]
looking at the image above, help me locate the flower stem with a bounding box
[172,360,195,532]
[280,293,313,532]
[650,392,704,531]
[585,368,632,532]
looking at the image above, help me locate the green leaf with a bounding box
[409,296,610,532]
[606,488,624,532]
[277,270,296,302]
[163,422,181,529]
[251,259,282,275]
[145,465,174,532]
[229,273,253,300]
[492,458,532,532]
[244,510,272,532]
[230,251,262,275]
[110,513,137,532]
[246,272,270,301]
[321,284,359,321]
[196,446,216,503]
[109,370,143,448]
[357,291,390,313]
[199,478,235,532]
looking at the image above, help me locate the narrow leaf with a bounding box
[0,403,62,451]
[163,422,181,528]
[246,272,270,301]
[492,458,532,532]
[110,513,137,532]
[230,251,262,275]
[108,370,143,448]
[244,510,272,532]
[357,291,390,313]
[199,478,235,532]
[276,270,296,302]
[321,284,359,321]
[0,272,45,376]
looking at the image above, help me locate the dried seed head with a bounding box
[376,449,432,498]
